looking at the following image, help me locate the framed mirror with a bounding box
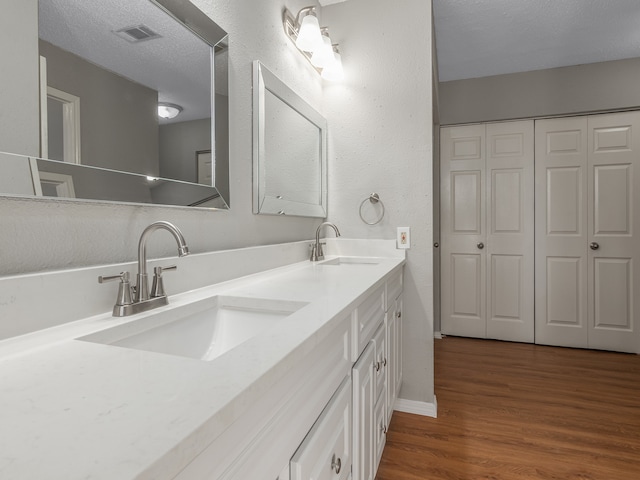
[252,61,327,218]
[0,0,229,209]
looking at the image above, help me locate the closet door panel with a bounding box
[486,121,534,342]
[546,257,582,327]
[441,125,487,338]
[587,112,640,353]
[535,117,589,348]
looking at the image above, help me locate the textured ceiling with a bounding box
[433,0,640,82]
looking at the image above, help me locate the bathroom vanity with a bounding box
[0,239,404,480]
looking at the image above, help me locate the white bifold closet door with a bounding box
[535,112,640,353]
[440,121,534,343]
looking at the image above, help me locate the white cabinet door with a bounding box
[372,389,386,473]
[291,377,352,480]
[394,297,402,399]
[385,309,396,423]
[384,295,402,424]
[535,112,640,354]
[372,324,386,403]
[352,342,375,480]
[371,325,387,473]
[441,121,534,342]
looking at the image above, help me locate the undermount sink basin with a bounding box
[78,295,307,361]
[320,257,381,266]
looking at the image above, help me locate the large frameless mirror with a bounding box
[0,0,229,209]
[252,61,327,217]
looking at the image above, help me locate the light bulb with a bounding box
[158,103,182,119]
[311,35,335,68]
[295,14,322,52]
[321,51,344,82]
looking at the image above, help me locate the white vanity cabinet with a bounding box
[351,269,403,480]
[290,376,352,480]
[175,267,403,480]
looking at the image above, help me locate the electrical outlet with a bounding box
[397,227,410,249]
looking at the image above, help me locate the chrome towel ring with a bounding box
[359,193,385,225]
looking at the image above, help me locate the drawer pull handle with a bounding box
[375,361,381,372]
[381,423,387,434]
[331,454,342,474]
[397,311,401,319]
[383,357,387,367]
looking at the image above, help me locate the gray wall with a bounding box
[40,40,159,176]
[158,92,228,198]
[439,57,640,125]
[0,0,39,157]
[323,0,435,405]
[159,118,211,183]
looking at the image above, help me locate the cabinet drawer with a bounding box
[385,270,403,312]
[291,376,352,480]
[352,285,385,360]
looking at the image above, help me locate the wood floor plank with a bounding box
[375,337,640,480]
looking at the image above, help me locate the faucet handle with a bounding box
[151,265,177,298]
[98,271,133,307]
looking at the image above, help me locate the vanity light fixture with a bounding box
[321,48,344,81]
[158,102,183,119]
[295,8,323,52]
[311,31,335,68]
[283,6,344,81]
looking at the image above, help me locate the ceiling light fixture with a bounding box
[158,102,183,119]
[283,6,344,82]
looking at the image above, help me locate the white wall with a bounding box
[322,0,435,404]
[0,0,325,276]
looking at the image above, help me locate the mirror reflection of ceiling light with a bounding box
[158,102,183,119]
[283,6,344,82]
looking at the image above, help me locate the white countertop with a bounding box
[0,252,404,480]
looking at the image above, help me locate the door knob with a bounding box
[590,242,600,250]
[477,242,484,250]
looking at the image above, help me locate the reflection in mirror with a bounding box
[0,0,229,209]
[0,151,224,208]
[252,61,327,218]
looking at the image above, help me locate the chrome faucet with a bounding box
[135,221,189,302]
[310,222,341,262]
[99,221,189,316]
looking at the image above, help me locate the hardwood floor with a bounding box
[376,337,640,480]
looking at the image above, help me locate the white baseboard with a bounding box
[394,395,438,418]
[434,331,443,339]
